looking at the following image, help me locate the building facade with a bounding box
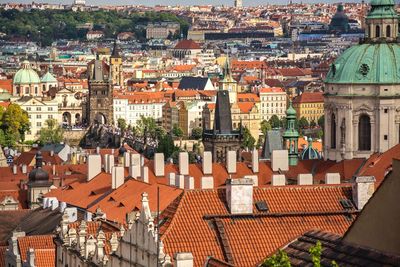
[259,87,287,121]
[292,92,324,123]
[324,0,400,161]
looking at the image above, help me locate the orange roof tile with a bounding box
[174,39,201,50]
[160,186,356,266]
[237,93,260,102]
[292,92,324,104]
[0,80,12,94]
[259,87,285,93]
[17,235,55,262]
[34,249,55,267]
[0,246,6,267]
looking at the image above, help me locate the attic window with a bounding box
[255,201,269,212]
[340,199,353,210]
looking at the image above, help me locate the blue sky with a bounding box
[0,0,358,6]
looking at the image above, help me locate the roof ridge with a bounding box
[159,192,185,238]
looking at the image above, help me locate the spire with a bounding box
[35,151,43,168]
[111,39,121,58]
[213,90,233,134]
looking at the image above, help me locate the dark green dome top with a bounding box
[329,4,350,32]
[301,138,321,160]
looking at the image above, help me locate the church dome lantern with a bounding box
[28,151,50,183]
[13,60,41,85]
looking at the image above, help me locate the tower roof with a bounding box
[213,90,233,134]
[111,40,121,58]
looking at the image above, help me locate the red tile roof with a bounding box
[34,249,55,267]
[17,235,55,262]
[0,79,12,94]
[174,39,201,50]
[259,87,285,93]
[160,185,356,266]
[0,246,6,267]
[292,92,324,104]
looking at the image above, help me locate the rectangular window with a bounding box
[384,109,388,113]
[37,122,41,127]
[384,135,388,140]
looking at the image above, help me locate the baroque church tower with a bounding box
[324,0,400,161]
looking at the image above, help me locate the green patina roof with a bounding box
[325,43,400,84]
[41,71,57,83]
[368,0,398,19]
[370,0,394,6]
[286,101,296,117]
[13,60,41,85]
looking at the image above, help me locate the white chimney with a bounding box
[325,173,341,184]
[202,151,212,175]
[271,150,289,171]
[12,164,17,175]
[175,252,194,267]
[22,164,27,174]
[96,146,100,154]
[27,248,35,267]
[272,174,286,186]
[59,202,67,212]
[179,152,189,175]
[50,150,54,156]
[168,173,175,186]
[226,151,237,174]
[50,198,59,210]
[52,164,56,175]
[251,148,259,173]
[184,176,194,190]
[106,155,115,174]
[352,176,376,210]
[154,153,165,177]
[244,175,258,187]
[176,174,185,189]
[297,173,313,185]
[87,154,102,181]
[129,164,140,179]
[103,154,109,172]
[130,153,141,166]
[65,207,78,222]
[201,176,214,189]
[226,178,253,214]
[111,166,124,189]
[141,166,149,183]
[124,152,130,167]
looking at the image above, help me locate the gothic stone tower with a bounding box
[88,58,114,125]
[110,40,123,87]
[203,90,242,163]
[324,0,400,161]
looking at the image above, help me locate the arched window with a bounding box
[386,25,391,37]
[359,114,371,151]
[331,113,336,149]
[376,25,381,38]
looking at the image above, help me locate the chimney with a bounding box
[297,173,313,185]
[12,164,17,175]
[59,202,67,212]
[130,153,141,166]
[22,164,27,174]
[179,152,189,175]
[50,150,54,156]
[226,151,236,174]
[107,155,115,174]
[168,173,175,186]
[129,164,140,179]
[251,148,259,173]
[201,176,214,189]
[272,174,286,186]
[202,151,212,175]
[124,152,130,167]
[154,153,165,177]
[271,150,289,171]
[352,176,376,210]
[52,165,56,176]
[325,173,341,184]
[87,155,101,181]
[176,174,185,189]
[96,146,100,154]
[111,166,124,189]
[50,198,59,210]
[244,175,258,187]
[27,248,35,267]
[175,253,194,267]
[141,166,149,183]
[226,178,253,214]
[184,176,194,190]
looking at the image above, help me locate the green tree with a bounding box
[191,127,203,140]
[157,134,179,159]
[318,115,324,128]
[117,118,127,132]
[309,241,322,267]
[298,117,309,129]
[242,127,256,150]
[38,118,64,145]
[262,250,291,267]
[2,103,30,144]
[269,115,281,129]
[317,129,323,139]
[260,120,272,135]
[172,123,184,138]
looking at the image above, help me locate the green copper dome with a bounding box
[325,43,400,84]
[286,101,297,117]
[41,71,57,83]
[13,61,41,85]
[368,0,398,19]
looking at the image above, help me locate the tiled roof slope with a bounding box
[160,186,356,266]
[0,210,32,245]
[280,230,400,266]
[356,143,400,185]
[17,235,55,262]
[292,92,324,104]
[34,249,55,267]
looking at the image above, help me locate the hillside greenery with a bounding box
[0,9,190,46]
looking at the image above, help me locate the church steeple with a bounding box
[365,0,399,41]
[282,101,299,166]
